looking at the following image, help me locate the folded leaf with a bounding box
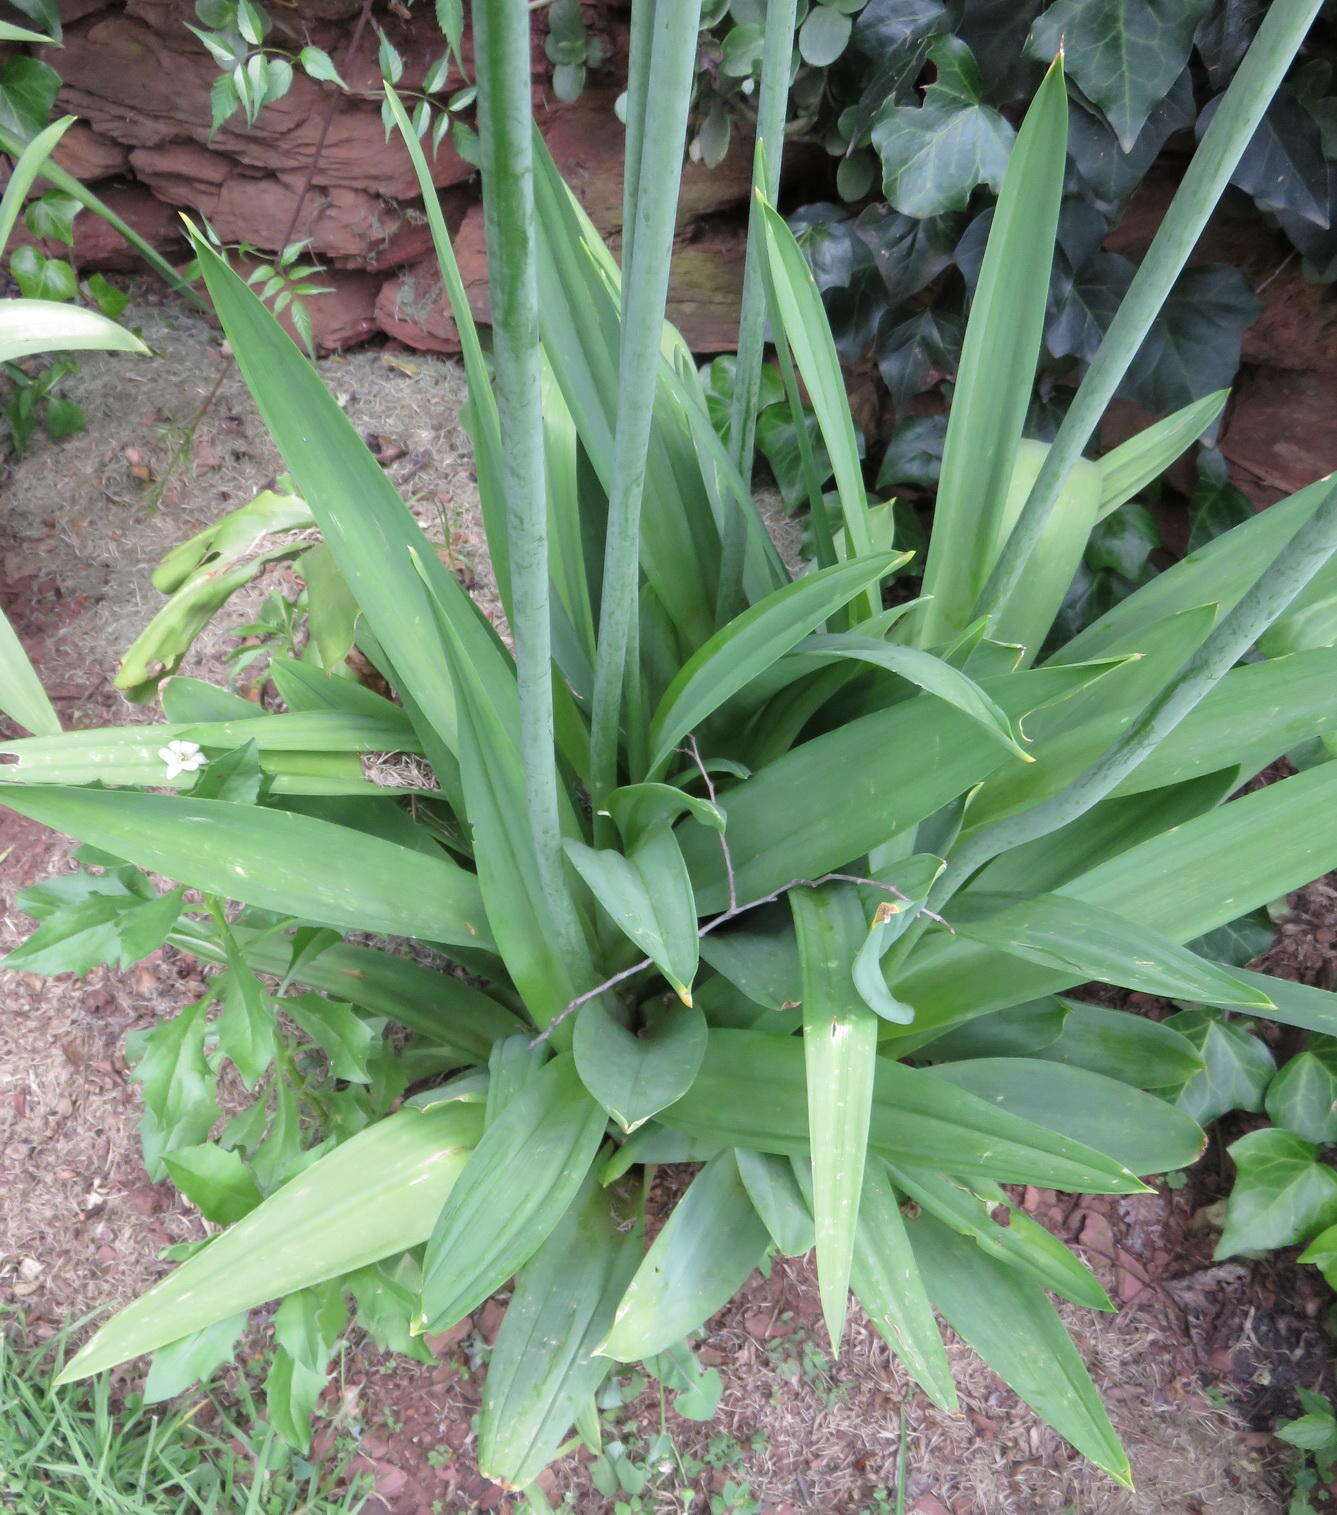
[573,997,708,1134]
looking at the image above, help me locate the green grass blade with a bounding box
[57,1103,482,1382]
[977,0,1324,624]
[792,884,879,1348]
[914,57,1069,647]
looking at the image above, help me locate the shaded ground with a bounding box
[1,291,1331,1514]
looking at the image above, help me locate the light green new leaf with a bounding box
[162,1142,263,1226]
[565,828,699,1004]
[1096,391,1228,520]
[646,553,903,775]
[954,893,1273,1009]
[792,884,879,1347]
[58,1102,482,1382]
[1216,1127,1337,1258]
[0,297,148,364]
[574,997,708,1135]
[926,1059,1205,1176]
[0,786,492,952]
[846,1159,956,1409]
[908,1213,1130,1486]
[915,58,1066,646]
[421,1055,607,1330]
[598,1150,769,1362]
[1266,1050,1337,1145]
[479,1178,641,1488]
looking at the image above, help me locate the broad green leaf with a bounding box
[846,1159,956,1410]
[4,886,183,977]
[188,230,516,788]
[735,1149,814,1257]
[792,883,878,1346]
[142,1314,246,1404]
[663,1029,1145,1194]
[908,1213,1131,1486]
[215,970,276,1092]
[796,634,1034,760]
[598,1150,769,1362]
[479,1178,641,1488]
[573,995,708,1135]
[58,1102,483,1382]
[1163,1008,1275,1126]
[885,1163,1112,1312]
[1299,1223,1337,1286]
[914,59,1066,646]
[891,764,1337,1042]
[926,1059,1204,1176]
[0,297,148,363]
[132,996,219,1181]
[565,830,699,1004]
[162,1142,263,1226]
[1216,1127,1337,1258]
[0,787,492,953]
[286,994,376,1083]
[871,37,1016,217]
[953,893,1271,1009]
[646,553,902,775]
[1265,1050,1337,1145]
[421,1055,607,1330]
[1036,999,1204,1090]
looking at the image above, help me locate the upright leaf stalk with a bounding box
[589,0,704,834]
[472,0,585,965]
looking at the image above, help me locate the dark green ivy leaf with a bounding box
[1217,1127,1337,1258]
[1186,445,1254,554]
[1027,0,1210,151]
[1199,90,1331,228]
[1164,1007,1274,1127]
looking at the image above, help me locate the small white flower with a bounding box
[158,739,206,783]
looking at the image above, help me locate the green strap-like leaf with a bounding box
[598,1149,769,1362]
[421,1055,607,1331]
[479,1177,641,1488]
[0,297,148,364]
[907,1212,1131,1486]
[792,883,878,1348]
[915,57,1068,647]
[1,786,492,951]
[0,603,59,738]
[57,1103,482,1383]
